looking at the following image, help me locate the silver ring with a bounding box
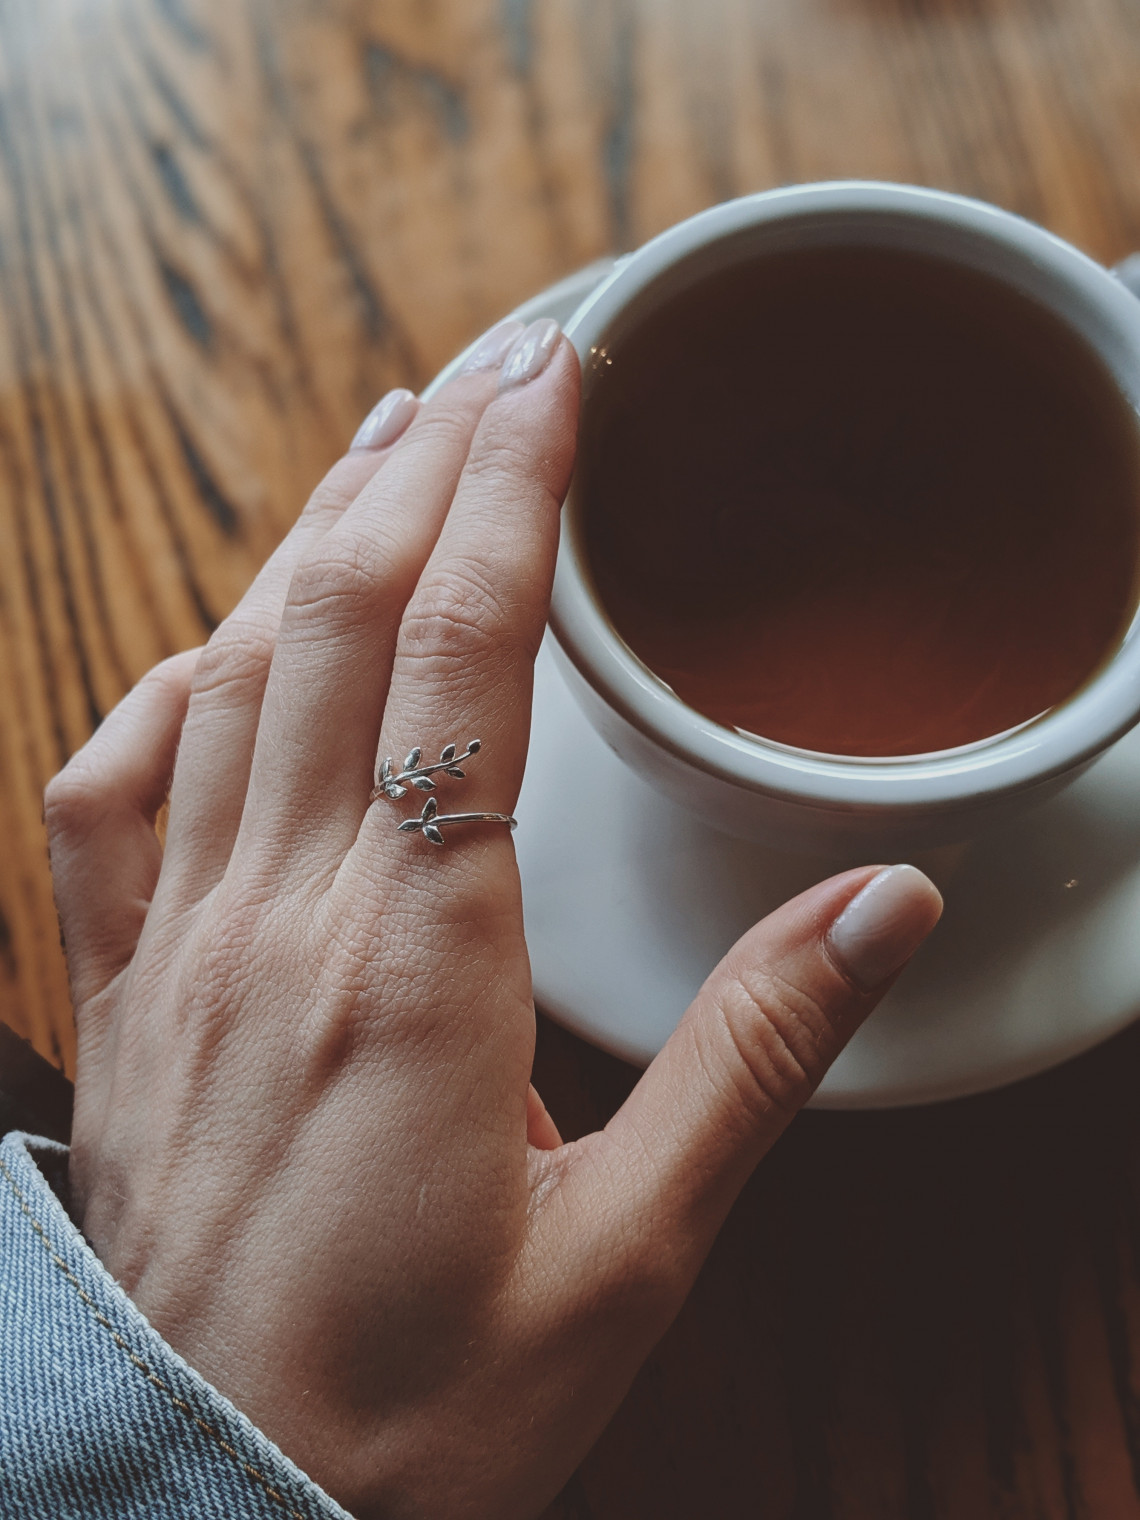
[397,796,517,847]
[372,739,517,847]
[371,739,481,803]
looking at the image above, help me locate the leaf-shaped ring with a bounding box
[370,739,481,804]
[396,796,517,848]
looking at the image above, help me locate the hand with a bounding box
[46,316,942,1520]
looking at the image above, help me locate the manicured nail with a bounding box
[351,388,419,451]
[826,865,943,992]
[460,319,526,374]
[498,318,562,391]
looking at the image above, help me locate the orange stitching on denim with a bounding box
[0,1155,308,1520]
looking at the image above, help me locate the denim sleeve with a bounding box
[0,1132,355,1520]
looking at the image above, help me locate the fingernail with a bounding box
[351,388,419,451]
[498,318,562,392]
[460,319,526,374]
[826,865,943,992]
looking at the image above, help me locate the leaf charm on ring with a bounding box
[372,739,481,803]
[396,796,517,847]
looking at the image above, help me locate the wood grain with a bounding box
[2,0,1140,1513]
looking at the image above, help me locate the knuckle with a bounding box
[192,618,276,704]
[286,539,394,628]
[301,472,365,526]
[405,394,483,456]
[415,869,523,944]
[43,763,104,843]
[399,562,511,669]
[43,650,201,845]
[462,428,537,492]
[709,962,837,1119]
[143,649,199,700]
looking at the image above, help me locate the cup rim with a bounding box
[549,181,1140,814]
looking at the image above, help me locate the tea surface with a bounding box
[579,247,1140,756]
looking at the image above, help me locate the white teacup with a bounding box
[547,181,1140,853]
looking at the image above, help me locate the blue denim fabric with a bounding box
[0,1132,353,1519]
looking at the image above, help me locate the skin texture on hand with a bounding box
[46,320,943,1520]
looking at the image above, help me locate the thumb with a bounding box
[592,864,942,1274]
[45,650,202,1009]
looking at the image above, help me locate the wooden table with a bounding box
[3,1,1140,1513]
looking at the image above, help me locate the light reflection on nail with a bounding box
[498,318,562,392]
[460,320,526,375]
[351,389,419,451]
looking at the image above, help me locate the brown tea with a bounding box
[578,246,1140,756]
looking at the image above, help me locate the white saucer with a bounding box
[469,264,1140,1109]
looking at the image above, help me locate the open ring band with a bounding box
[396,797,517,847]
[372,738,517,846]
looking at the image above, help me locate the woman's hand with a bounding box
[45,317,942,1520]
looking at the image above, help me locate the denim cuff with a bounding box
[0,1132,354,1520]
